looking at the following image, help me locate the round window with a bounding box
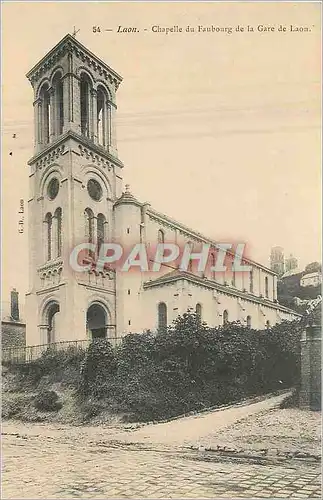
[47,178,59,200]
[87,179,102,201]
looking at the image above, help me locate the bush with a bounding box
[79,399,103,422]
[33,390,62,412]
[5,312,303,424]
[78,339,117,398]
[2,394,32,419]
[280,389,299,409]
[14,346,86,388]
[75,313,302,422]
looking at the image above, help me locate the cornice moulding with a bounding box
[147,208,276,276]
[143,272,301,316]
[28,131,124,169]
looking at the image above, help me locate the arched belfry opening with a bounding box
[87,303,108,339]
[39,83,51,145]
[52,71,64,136]
[96,86,111,148]
[80,72,92,138]
[37,73,64,147]
[97,87,106,146]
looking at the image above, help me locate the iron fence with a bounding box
[2,337,124,365]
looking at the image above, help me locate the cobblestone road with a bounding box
[2,429,321,499]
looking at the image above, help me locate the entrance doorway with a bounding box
[46,302,60,344]
[87,303,107,339]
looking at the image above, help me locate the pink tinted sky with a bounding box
[2,1,321,304]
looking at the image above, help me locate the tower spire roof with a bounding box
[114,185,142,207]
[26,33,122,89]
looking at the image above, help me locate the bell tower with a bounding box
[25,34,124,347]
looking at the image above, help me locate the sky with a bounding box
[1,1,321,307]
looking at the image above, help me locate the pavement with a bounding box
[2,393,321,499]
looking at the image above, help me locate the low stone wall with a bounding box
[1,321,26,350]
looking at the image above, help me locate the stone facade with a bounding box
[1,322,26,350]
[299,325,321,410]
[25,34,300,347]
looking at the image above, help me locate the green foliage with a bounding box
[116,332,156,379]
[279,389,299,409]
[78,399,103,422]
[13,345,86,388]
[33,390,62,412]
[75,313,302,421]
[4,313,303,423]
[2,394,32,419]
[78,339,117,398]
[305,262,322,274]
[254,320,301,392]
[2,392,52,422]
[278,269,321,312]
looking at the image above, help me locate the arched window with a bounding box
[265,276,269,298]
[158,229,165,244]
[84,208,94,259]
[52,72,64,136]
[246,315,252,328]
[158,302,167,331]
[97,213,106,256]
[250,269,254,293]
[39,83,51,144]
[44,212,52,261]
[80,73,91,137]
[223,309,229,325]
[54,208,62,258]
[97,87,109,147]
[196,303,202,321]
[266,320,270,329]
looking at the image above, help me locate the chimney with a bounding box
[10,288,19,321]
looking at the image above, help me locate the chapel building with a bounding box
[25,34,299,347]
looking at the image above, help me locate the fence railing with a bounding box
[2,337,124,365]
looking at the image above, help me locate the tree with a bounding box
[305,262,322,274]
[79,339,117,398]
